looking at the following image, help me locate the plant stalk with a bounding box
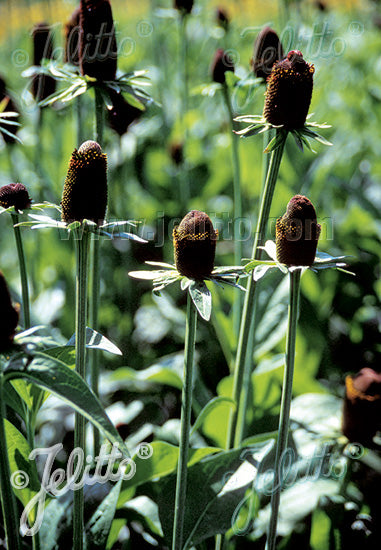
[226,131,287,450]
[222,83,242,338]
[178,13,190,210]
[73,226,90,550]
[266,268,301,550]
[172,295,197,550]
[11,213,30,329]
[0,374,21,550]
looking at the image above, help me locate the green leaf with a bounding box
[191,396,235,436]
[86,479,122,549]
[67,328,122,356]
[3,380,26,418]
[4,353,128,456]
[108,365,183,391]
[188,281,212,321]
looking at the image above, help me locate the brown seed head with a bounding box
[0,183,32,212]
[211,48,234,84]
[263,50,314,129]
[64,8,81,65]
[79,0,117,81]
[31,22,56,102]
[173,211,218,280]
[276,195,320,266]
[251,27,284,80]
[169,141,184,166]
[61,140,107,224]
[0,76,20,146]
[0,271,19,352]
[342,368,381,448]
[174,0,194,14]
[106,89,141,136]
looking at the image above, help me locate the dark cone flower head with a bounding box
[0,76,20,145]
[173,211,218,280]
[251,26,284,80]
[64,8,81,65]
[263,50,314,129]
[211,48,234,84]
[0,183,32,212]
[61,140,107,225]
[276,195,321,266]
[79,0,117,81]
[107,89,141,136]
[169,141,184,166]
[0,271,19,352]
[174,0,194,14]
[31,22,56,101]
[342,368,381,448]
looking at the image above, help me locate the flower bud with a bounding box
[64,7,81,65]
[0,271,19,352]
[216,7,229,31]
[276,195,320,266]
[61,140,107,224]
[211,48,234,84]
[31,22,56,102]
[173,211,218,280]
[342,368,381,448]
[0,76,20,146]
[251,27,284,80]
[174,0,194,14]
[79,0,117,81]
[106,90,141,136]
[263,50,314,129]
[0,183,32,212]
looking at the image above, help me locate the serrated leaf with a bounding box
[188,281,212,321]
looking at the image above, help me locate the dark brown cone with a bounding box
[342,368,381,448]
[276,195,320,266]
[169,141,184,166]
[31,22,56,102]
[0,76,20,146]
[251,27,284,80]
[79,0,117,81]
[64,8,81,65]
[211,49,234,84]
[216,7,229,31]
[173,211,218,280]
[263,50,314,129]
[61,140,107,224]
[174,0,194,14]
[106,90,141,136]
[0,183,32,212]
[0,271,19,352]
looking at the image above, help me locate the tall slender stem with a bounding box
[226,131,287,450]
[11,213,30,329]
[90,88,105,456]
[267,268,301,550]
[222,83,242,338]
[178,13,190,210]
[73,227,90,550]
[172,295,197,550]
[0,374,21,550]
[76,95,84,146]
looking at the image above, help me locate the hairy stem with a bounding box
[172,295,197,550]
[266,268,301,550]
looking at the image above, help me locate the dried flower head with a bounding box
[174,0,194,14]
[276,195,321,266]
[61,140,107,224]
[0,76,20,145]
[79,0,117,81]
[216,7,229,31]
[107,90,141,136]
[211,48,234,84]
[173,211,218,280]
[0,183,32,212]
[31,22,56,101]
[263,50,314,129]
[0,271,19,352]
[251,27,284,80]
[64,7,81,65]
[342,368,381,448]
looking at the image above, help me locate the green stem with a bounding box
[0,374,21,550]
[226,130,287,450]
[73,226,90,550]
[267,268,301,550]
[222,83,242,338]
[179,13,190,210]
[172,295,197,550]
[94,87,104,145]
[11,213,30,329]
[76,95,84,146]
